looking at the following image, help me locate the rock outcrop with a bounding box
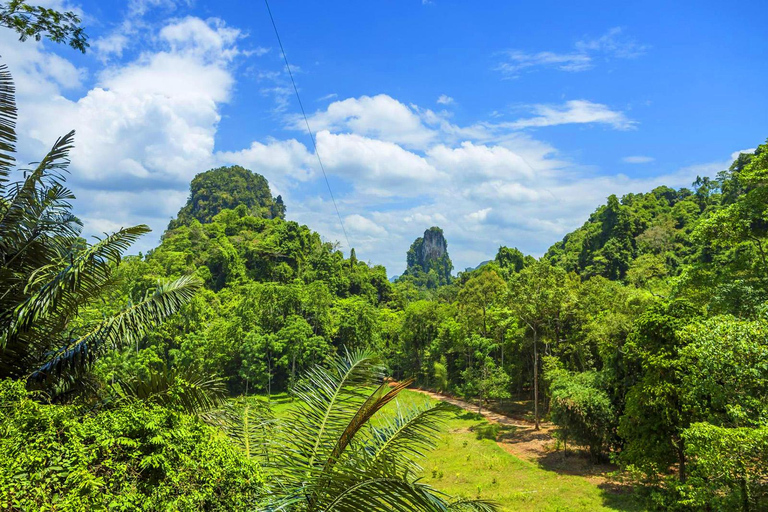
[403,226,453,287]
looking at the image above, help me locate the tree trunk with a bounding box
[677,441,686,483]
[741,476,750,512]
[533,329,540,430]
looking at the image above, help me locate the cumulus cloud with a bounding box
[4,18,728,275]
[436,94,454,105]
[296,94,437,149]
[497,27,647,77]
[315,131,442,196]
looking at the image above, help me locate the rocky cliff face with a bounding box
[404,226,453,287]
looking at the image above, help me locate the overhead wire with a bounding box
[263,0,352,251]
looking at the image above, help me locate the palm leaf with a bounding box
[0,63,16,185]
[3,225,151,349]
[110,366,227,414]
[260,352,500,511]
[28,275,201,385]
[271,349,383,484]
[0,129,75,233]
[321,477,495,512]
[363,400,451,476]
[206,396,275,459]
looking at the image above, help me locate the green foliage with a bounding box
[0,67,198,395]
[253,351,497,511]
[681,423,768,511]
[546,186,710,281]
[618,301,701,482]
[0,379,264,510]
[0,0,88,52]
[546,365,616,461]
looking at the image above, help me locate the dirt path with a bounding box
[410,388,536,429]
[410,388,629,488]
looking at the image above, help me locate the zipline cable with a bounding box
[263,0,352,251]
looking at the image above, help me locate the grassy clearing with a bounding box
[389,390,644,512]
[264,389,644,511]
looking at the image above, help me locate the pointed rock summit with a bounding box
[403,226,453,287]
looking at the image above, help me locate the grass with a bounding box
[389,390,645,512]
[264,389,644,511]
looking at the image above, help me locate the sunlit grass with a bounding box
[264,388,642,510]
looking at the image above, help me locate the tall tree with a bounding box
[507,261,568,429]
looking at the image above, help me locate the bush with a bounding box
[0,380,264,511]
[548,371,615,461]
[680,423,768,511]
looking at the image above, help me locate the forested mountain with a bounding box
[544,185,709,281]
[169,165,286,229]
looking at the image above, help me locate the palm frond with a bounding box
[3,225,151,349]
[272,349,383,482]
[446,498,499,511]
[320,477,491,512]
[363,399,450,476]
[0,129,75,232]
[110,366,226,414]
[206,396,275,458]
[0,63,16,185]
[28,275,201,385]
[322,379,412,476]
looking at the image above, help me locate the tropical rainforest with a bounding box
[2,3,767,512]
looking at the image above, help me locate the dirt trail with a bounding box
[410,388,628,487]
[409,388,536,429]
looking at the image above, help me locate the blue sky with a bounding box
[3,0,766,275]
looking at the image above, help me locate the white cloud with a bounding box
[508,100,636,130]
[4,20,731,276]
[5,16,243,251]
[622,155,655,164]
[466,208,491,222]
[496,51,592,76]
[159,16,242,62]
[298,94,437,149]
[315,131,442,196]
[497,27,646,77]
[345,214,387,236]
[436,94,454,105]
[731,148,756,160]
[575,27,648,58]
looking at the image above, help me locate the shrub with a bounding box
[548,371,615,461]
[0,380,264,511]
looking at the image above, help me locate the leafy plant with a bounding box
[230,350,497,511]
[0,62,199,394]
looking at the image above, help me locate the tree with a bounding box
[546,364,615,461]
[0,0,88,52]
[682,424,768,511]
[0,64,199,394]
[507,261,568,429]
[462,348,510,415]
[618,301,700,483]
[458,268,506,338]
